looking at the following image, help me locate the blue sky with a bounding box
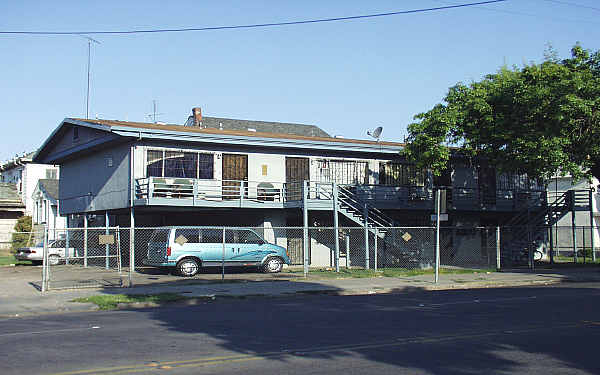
[1,0,599,162]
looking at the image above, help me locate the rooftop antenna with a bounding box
[78,35,101,119]
[147,100,165,123]
[367,126,383,142]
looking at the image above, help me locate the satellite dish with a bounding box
[367,126,383,141]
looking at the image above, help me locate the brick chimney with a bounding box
[192,107,202,126]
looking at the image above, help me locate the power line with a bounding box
[539,0,600,12]
[0,0,507,36]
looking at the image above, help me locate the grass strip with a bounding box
[0,255,31,267]
[71,293,189,310]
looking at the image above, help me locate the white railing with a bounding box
[136,177,287,202]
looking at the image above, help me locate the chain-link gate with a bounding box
[41,227,125,291]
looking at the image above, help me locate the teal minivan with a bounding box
[144,227,290,276]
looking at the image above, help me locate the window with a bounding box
[497,173,543,191]
[46,169,58,179]
[174,228,199,243]
[379,162,425,186]
[146,150,214,179]
[200,229,222,243]
[165,151,197,178]
[147,150,163,177]
[225,229,263,244]
[317,160,369,185]
[73,127,79,141]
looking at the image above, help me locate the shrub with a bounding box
[11,216,33,252]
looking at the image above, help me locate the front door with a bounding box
[285,157,309,201]
[222,154,248,199]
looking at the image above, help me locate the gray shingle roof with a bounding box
[193,116,331,138]
[0,183,24,208]
[39,179,59,201]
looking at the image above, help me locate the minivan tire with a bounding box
[177,258,200,277]
[263,257,283,273]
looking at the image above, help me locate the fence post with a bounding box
[222,227,226,282]
[41,225,49,293]
[346,235,350,268]
[303,180,309,276]
[65,217,70,265]
[549,224,554,265]
[105,212,110,270]
[83,214,88,268]
[572,192,577,263]
[374,227,378,271]
[240,180,244,207]
[435,189,440,284]
[333,183,340,272]
[590,189,596,262]
[496,226,501,271]
[129,207,135,287]
[363,204,369,270]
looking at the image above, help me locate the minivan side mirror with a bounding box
[258,239,265,245]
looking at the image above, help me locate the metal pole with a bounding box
[346,235,350,268]
[83,214,88,268]
[333,183,340,272]
[549,224,555,265]
[65,216,70,265]
[363,204,369,270]
[105,211,109,269]
[374,227,378,271]
[86,40,90,119]
[590,189,596,262]
[496,226,501,271]
[222,227,226,281]
[572,191,577,263]
[129,207,135,287]
[303,180,309,276]
[435,189,441,283]
[42,225,49,293]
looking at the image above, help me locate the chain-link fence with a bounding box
[501,225,599,267]
[33,224,598,291]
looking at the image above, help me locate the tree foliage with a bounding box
[404,44,600,183]
[11,215,33,252]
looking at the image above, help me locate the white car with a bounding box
[15,240,74,266]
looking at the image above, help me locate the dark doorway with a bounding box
[222,154,248,199]
[286,157,309,201]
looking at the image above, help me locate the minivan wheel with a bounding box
[177,258,200,277]
[263,257,283,273]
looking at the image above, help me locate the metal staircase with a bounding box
[502,190,587,267]
[337,185,394,231]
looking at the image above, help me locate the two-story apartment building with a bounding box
[34,109,585,267]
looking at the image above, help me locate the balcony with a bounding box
[134,177,547,212]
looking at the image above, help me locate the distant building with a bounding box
[0,183,25,251]
[32,179,66,240]
[0,152,60,217]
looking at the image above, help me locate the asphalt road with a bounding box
[2,284,600,375]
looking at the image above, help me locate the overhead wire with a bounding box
[0,0,507,36]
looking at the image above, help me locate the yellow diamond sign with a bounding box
[175,235,188,246]
[402,232,412,242]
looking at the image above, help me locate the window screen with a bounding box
[317,160,369,185]
[147,150,163,177]
[379,162,425,186]
[164,152,198,178]
[198,154,214,179]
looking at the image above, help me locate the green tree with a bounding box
[404,44,600,182]
[11,215,33,252]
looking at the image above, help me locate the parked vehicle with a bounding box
[143,227,290,276]
[15,240,74,266]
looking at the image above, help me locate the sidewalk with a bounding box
[1,267,600,318]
